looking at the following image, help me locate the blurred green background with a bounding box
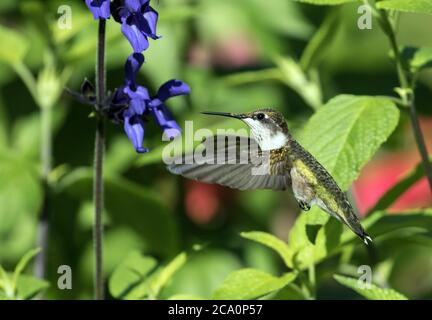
[0,0,431,299]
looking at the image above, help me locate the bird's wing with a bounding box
[167,135,291,191]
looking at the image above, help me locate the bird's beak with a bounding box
[202,111,247,119]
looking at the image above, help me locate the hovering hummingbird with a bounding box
[167,108,372,245]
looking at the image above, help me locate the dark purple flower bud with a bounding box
[111,86,129,107]
[151,105,182,140]
[125,53,145,86]
[85,0,111,20]
[123,109,148,153]
[157,80,191,102]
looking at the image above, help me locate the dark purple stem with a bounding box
[93,18,106,300]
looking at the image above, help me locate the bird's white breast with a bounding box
[243,118,288,150]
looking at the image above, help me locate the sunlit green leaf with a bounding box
[213,269,296,300]
[0,24,28,64]
[240,232,293,268]
[161,250,242,299]
[0,266,13,298]
[288,207,343,269]
[299,95,400,190]
[12,248,40,287]
[0,150,42,235]
[168,294,204,300]
[290,0,357,5]
[79,227,147,286]
[377,0,432,15]
[401,47,432,73]
[15,274,49,300]
[109,251,157,299]
[334,275,408,300]
[12,109,66,160]
[147,253,187,299]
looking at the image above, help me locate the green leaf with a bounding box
[79,227,147,285]
[12,248,40,287]
[124,252,188,300]
[367,159,431,214]
[147,253,187,298]
[271,283,307,300]
[12,109,66,160]
[299,95,400,190]
[290,0,357,5]
[213,269,296,300]
[377,0,432,15]
[288,207,342,269]
[15,274,49,300]
[109,251,157,299]
[161,250,242,299]
[0,266,13,298]
[0,249,47,299]
[401,47,432,73]
[240,232,293,268]
[334,275,408,300]
[0,150,42,235]
[168,294,204,300]
[0,25,28,64]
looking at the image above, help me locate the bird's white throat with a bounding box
[243,118,288,150]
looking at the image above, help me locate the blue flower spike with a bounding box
[83,0,190,154]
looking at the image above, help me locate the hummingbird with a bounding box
[167,108,372,245]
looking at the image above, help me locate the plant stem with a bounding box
[379,11,432,195]
[34,106,51,282]
[408,99,432,195]
[93,19,106,300]
[308,263,316,300]
[12,61,51,284]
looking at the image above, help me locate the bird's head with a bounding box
[202,108,290,150]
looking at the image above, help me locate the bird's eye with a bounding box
[256,113,265,120]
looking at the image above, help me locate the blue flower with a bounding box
[149,80,190,139]
[85,0,111,20]
[116,0,160,52]
[110,54,190,153]
[123,108,148,153]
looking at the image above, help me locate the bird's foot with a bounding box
[298,201,311,211]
